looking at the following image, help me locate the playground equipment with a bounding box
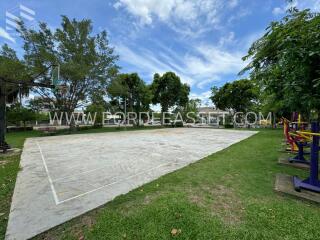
[282,117,311,164]
[290,112,308,130]
[294,122,320,192]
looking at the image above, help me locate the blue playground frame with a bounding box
[294,122,320,193]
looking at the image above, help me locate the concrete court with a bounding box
[6,128,257,240]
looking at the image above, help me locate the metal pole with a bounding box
[124,97,127,128]
[310,122,319,185]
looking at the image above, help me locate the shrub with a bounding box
[172,121,184,128]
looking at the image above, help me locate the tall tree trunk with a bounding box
[272,112,276,128]
[0,81,10,152]
[0,84,6,147]
[67,109,77,132]
[161,105,168,125]
[136,101,140,127]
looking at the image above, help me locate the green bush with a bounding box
[172,121,184,127]
[7,104,37,127]
[85,103,105,126]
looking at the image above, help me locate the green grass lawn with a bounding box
[1,128,320,240]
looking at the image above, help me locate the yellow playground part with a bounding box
[297,131,320,137]
[282,117,311,152]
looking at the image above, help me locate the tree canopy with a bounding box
[210,79,258,113]
[19,16,119,114]
[241,9,320,120]
[174,98,201,122]
[0,44,30,103]
[108,73,152,118]
[6,104,42,128]
[151,72,190,115]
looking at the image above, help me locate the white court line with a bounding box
[53,157,154,182]
[57,162,171,205]
[36,141,60,205]
[37,139,172,205]
[53,162,122,182]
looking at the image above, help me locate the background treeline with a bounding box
[2,8,320,127]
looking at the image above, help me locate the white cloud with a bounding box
[185,44,246,78]
[218,31,235,46]
[114,31,252,105]
[190,90,212,106]
[298,0,320,12]
[115,43,195,85]
[116,44,166,74]
[114,0,178,25]
[227,7,251,24]
[115,40,246,90]
[113,0,239,37]
[272,0,320,16]
[272,1,296,16]
[158,40,246,86]
[272,7,285,15]
[196,77,220,89]
[0,27,15,43]
[228,0,238,8]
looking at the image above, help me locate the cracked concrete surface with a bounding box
[6,128,257,240]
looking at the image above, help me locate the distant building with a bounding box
[197,107,230,125]
[103,113,121,125]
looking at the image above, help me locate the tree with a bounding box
[7,104,37,128]
[0,44,30,102]
[150,72,190,123]
[210,79,258,113]
[19,16,119,120]
[0,44,33,151]
[174,98,201,122]
[108,73,151,125]
[179,83,191,107]
[28,97,53,112]
[85,103,105,127]
[84,91,108,127]
[240,10,320,120]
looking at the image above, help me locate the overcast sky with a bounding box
[1,0,319,106]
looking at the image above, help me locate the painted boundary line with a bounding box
[36,141,60,205]
[56,162,170,205]
[37,140,172,205]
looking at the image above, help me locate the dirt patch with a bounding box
[80,215,96,229]
[0,160,9,166]
[37,213,97,240]
[189,192,206,208]
[209,185,245,225]
[0,153,20,166]
[119,192,163,216]
[143,194,154,205]
[188,184,244,226]
[0,148,21,158]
